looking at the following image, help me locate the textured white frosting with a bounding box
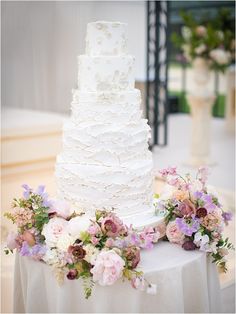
[55,21,154,219]
[86,21,128,56]
[78,55,135,92]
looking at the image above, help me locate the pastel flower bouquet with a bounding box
[4,185,160,298]
[157,166,234,271]
[172,9,235,72]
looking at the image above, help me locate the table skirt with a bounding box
[13,241,222,313]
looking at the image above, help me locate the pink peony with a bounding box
[101,214,124,238]
[42,217,68,247]
[166,220,185,245]
[48,199,73,219]
[91,250,125,286]
[179,200,196,217]
[6,231,19,250]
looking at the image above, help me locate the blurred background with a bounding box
[1,1,235,312]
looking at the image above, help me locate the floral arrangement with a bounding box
[172,9,235,72]
[4,185,161,298]
[156,166,234,271]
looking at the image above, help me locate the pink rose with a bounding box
[42,217,68,247]
[105,238,114,248]
[195,25,207,37]
[87,223,101,236]
[155,222,166,238]
[166,220,185,245]
[6,232,19,250]
[179,200,196,217]
[131,276,145,291]
[91,236,99,245]
[123,246,140,269]
[91,250,125,286]
[49,199,73,219]
[101,214,124,238]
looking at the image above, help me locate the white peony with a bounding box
[83,244,100,265]
[57,234,75,252]
[67,215,92,239]
[210,49,231,65]
[42,217,68,248]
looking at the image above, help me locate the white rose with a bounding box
[42,217,68,248]
[83,244,99,265]
[195,44,207,55]
[210,49,231,65]
[181,26,191,40]
[57,234,75,252]
[67,215,92,239]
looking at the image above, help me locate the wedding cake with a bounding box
[55,21,163,228]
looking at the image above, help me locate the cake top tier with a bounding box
[85,21,128,56]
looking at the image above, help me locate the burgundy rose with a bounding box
[68,244,86,260]
[101,214,123,237]
[124,246,141,269]
[67,269,78,280]
[179,200,196,217]
[196,207,207,218]
[182,240,197,251]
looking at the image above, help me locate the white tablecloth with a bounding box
[13,241,222,313]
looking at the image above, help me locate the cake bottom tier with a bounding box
[55,158,153,217]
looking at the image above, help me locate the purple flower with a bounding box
[176,216,200,236]
[22,184,32,199]
[222,212,233,225]
[19,241,46,260]
[194,191,203,199]
[20,241,31,256]
[35,185,52,207]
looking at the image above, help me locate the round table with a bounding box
[13,241,222,313]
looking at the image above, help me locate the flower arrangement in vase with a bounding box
[172,9,235,72]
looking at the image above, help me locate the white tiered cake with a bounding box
[55,21,163,229]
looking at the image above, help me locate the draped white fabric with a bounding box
[13,241,222,313]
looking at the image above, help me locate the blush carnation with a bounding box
[91,250,125,286]
[166,220,185,245]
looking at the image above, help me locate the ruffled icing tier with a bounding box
[55,161,153,217]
